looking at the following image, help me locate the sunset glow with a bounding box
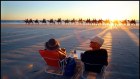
[1,1,139,20]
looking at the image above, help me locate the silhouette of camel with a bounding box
[120,19,127,25]
[85,19,91,24]
[24,19,29,24]
[128,19,136,26]
[34,19,39,24]
[97,19,103,25]
[91,19,98,25]
[41,19,47,24]
[78,18,83,24]
[64,19,70,24]
[56,18,62,24]
[48,19,55,24]
[28,19,33,24]
[103,19,111,25]
[71,18,76,24]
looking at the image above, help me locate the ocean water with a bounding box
[1,20,25,24]
[1,20,139,24]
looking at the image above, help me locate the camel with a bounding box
[41,19,47,24]
[97,19,103,25]
[48,19,55,24]
[85,19,91,24]
[34,19,39,24]
[24,19,29,24]
[71,18,76,24]
[56,18,62,24]
[120,20,127,25]
[91,19,98,25]
[64,19,70,24]
[128,19,136,26]
[78,18,84,24]
[103,19,111,26]
[28,19,34,24]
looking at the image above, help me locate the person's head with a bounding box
[45,38,60,50]
[89,36,104,50]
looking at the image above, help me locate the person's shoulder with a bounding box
[84,50,93,53]
[99,49,107,53]
[100,49,107,52]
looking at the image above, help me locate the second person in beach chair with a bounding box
[45,38,67,60]
[81,36,108,73]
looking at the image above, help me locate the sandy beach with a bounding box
[1,24,139,79]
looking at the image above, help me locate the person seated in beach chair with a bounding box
[81,36,108,79]
[39,38,67,75]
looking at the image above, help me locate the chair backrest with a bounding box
[39,50,61,68]
[81,49,108,73]
[84,62,105,73]
[81,49,108,66]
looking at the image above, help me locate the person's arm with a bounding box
[57,48,67,60]
[102,49,108,65]
[81,51,87,62]
[58,48,67,55]
[81,53,84,62]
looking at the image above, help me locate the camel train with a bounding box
[24,18,137,26]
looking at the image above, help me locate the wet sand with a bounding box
[1,24,139,79]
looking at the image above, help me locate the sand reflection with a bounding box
[122,27,139,46]
[101,32,112,63]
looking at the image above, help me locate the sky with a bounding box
[1,1,139,20]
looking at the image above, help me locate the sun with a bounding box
[100,3,131,21]
[102,9,122,20]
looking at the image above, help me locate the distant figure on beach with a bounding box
[81,36,108,73]
[24,19,29,24]
[103,19,110,26]
[29,19,33,24]
[34,19,39,24]
[85,19,91,24]
[56,18,62,24]
[48,19,55,24]
[64,19,70,24]
[78,18,83,24]
[44,38,67,60]
[71,18,76,24]
[120,19,127,25]
[91,19,98,25]
[128,19,136,26]
[97,19,103,25]
[41,18,47,24]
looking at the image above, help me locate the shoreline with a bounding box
[1,23,139,27]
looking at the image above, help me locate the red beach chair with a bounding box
[39,50,66,75]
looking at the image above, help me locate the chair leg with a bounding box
[81,64,107,79]
[81,62,87,79]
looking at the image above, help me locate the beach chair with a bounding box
[39,50,66,75]
[80,53,108,79]
[81,62,107,79]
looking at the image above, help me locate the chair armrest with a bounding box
[100,65,107,74]
[84,62,104,66]
[59,58,67,73]
[59,58,67,64]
